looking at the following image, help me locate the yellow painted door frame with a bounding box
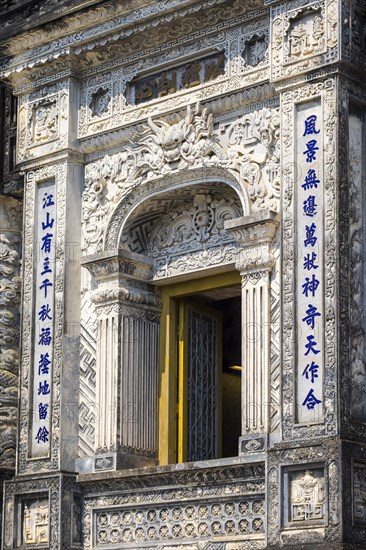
[158,270,241,465]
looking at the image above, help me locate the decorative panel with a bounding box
[94,498,265,546]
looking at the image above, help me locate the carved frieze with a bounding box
[81,463,266,550]
[78,16,269,139]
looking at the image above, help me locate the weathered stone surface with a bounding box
[0,0,366,548]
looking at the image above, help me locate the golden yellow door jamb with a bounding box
[158,270,240,465]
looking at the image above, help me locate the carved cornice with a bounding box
[81,249,154,281]
[225,210,279,275]
[82,249,160,309]
[0,0,264,81]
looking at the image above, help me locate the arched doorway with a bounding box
[117,181,244,464]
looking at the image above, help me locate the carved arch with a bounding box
[104,166,249,251]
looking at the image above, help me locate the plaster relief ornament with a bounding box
[285,8,325,63]
[31,99,58,143]
[290,470,325,523]
[243,36,268,68]
[89,87,111,118]
[0,197,22,470]
[225,107,280,211]
[353,463,366,524]
[23,501,49,545]
[82,103,280,253]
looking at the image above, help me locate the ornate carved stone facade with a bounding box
[0,0,366,548]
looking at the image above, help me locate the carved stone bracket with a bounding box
[225,210,279,445]
[81,250,161,472]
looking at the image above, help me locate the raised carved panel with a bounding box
[353,462,366,525]
[94,499,265,546]
[271,0,338,81]
[22,498,49,545]
[17,83,69,162]
[288,468,325,523]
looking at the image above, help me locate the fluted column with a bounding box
[82,250,161,471]
[225,210,278,453]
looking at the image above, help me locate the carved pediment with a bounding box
[82,103,280,255]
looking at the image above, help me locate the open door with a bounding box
[177,300,222,463]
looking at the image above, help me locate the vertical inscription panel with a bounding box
[295,101,324,425]
[30,181,56,458]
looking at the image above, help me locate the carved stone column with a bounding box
[225,210,278,454]
[81,250,161,472]
[0,196,22,471]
